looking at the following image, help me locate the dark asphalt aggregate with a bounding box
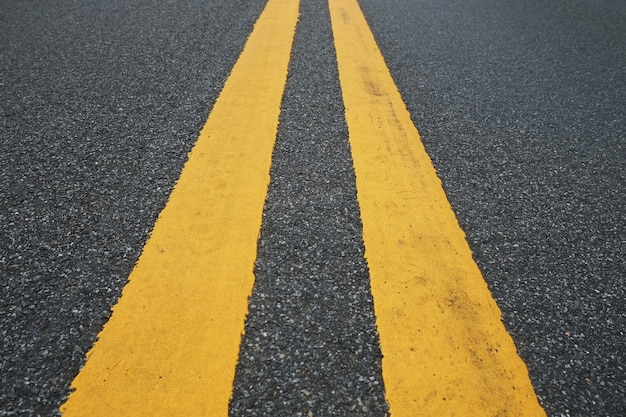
[1,0,625,416]
[358,0,626,415]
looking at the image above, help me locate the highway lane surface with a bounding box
[1,0,624,416]
[357,0,625,415]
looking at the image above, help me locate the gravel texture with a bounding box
[0,0,266,415]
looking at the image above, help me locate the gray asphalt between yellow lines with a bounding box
[230,0,386,414]
[1,0,624,416]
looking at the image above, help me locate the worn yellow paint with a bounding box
[59,0,299,415]
[329,0,546,416]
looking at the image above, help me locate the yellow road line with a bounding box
[328,0,546,415]
[60,0,299,415]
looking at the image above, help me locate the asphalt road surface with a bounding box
[1,0,624,416]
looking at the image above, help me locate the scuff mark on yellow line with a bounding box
[60,0,300,415]
[328,0,546,415]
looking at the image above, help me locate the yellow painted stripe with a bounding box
[328,0,546,416]
[59,0,299,415]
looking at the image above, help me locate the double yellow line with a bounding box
[61,0,545,416]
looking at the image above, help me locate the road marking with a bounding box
[329,0,546,415]
[59,0,299,415]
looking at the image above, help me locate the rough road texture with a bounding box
[230,0,387,415]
